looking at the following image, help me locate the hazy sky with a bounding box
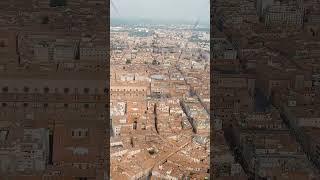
[111,0,209,23]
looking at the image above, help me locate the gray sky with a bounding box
[111,0,209,23]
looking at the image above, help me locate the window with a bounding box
[44,87,50,93]
[84,104,89,109]
[64,104,68,108]
[0,40,7,47]
[44,103,48,108]
[2,103,7,107]
[64,88,69,94]
[84,88,90,94]
[77,178,87,180]
[2,87,8,93]
[50,0,66,7]
[41,16,49,24]
[24,87,29,93]
[0,130,9,141]
[24,103,28,107]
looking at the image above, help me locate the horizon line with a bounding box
[110,17,210,25]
